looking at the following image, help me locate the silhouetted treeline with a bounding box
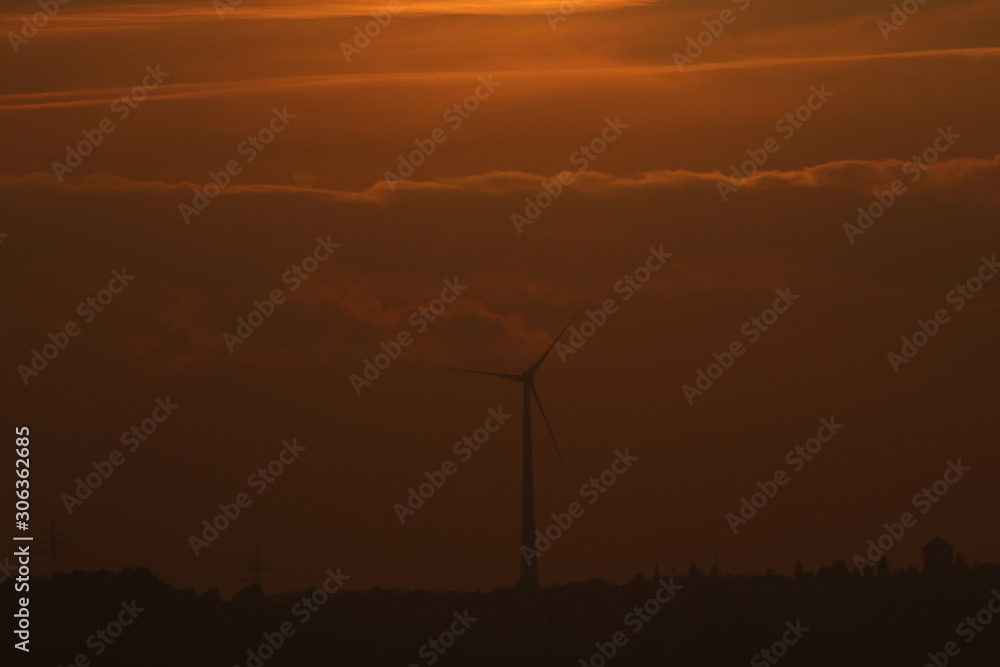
[8,562,1000,666]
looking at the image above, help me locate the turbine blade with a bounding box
[531,384,565,473]
[432,364,521,383]
[528,304,589,374]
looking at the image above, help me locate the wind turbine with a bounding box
[437,308,583,590]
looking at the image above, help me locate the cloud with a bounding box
[4,47,999,113]
[5,150,998,204]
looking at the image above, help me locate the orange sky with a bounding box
[2,0,999,597]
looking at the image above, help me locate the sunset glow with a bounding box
[3,2,1000,661]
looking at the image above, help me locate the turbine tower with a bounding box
[438,308,582,589]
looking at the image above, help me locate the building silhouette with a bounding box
[924,537,953,576]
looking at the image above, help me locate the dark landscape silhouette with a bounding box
[14,546,1000,667]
